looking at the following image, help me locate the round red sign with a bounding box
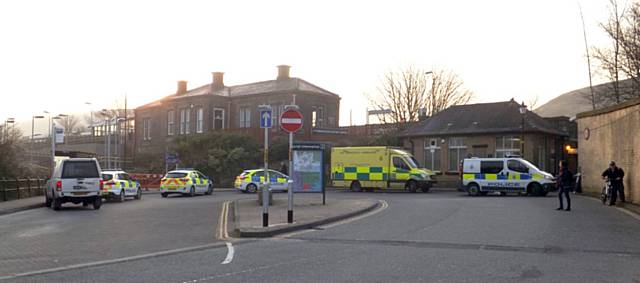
[280,109,303,133]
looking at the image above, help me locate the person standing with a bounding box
[602,161,625,206]
[556,160,573,211]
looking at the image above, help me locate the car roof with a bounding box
[244,169,284,174]
[167,170,195,174]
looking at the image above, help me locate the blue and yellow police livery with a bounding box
[461,158,555,196]
[101,170,142,202]
[234,169,290,193]
[160,170,213,198]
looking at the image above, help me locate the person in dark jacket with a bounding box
[602,161,625,206]
[556,160,573,211]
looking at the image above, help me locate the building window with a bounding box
[179,109,186,135]
[496,136,520,158]
[239,107,251,128]
[448,137,466,171]
[272,104,285,128]
[167,110,175,136]
[185,108,191,134]
[196,107,203,133]
[213,108,225,130]
[312,106,324,128]
[142,118,151,141]
[424,138,441,171]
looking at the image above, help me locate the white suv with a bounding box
[45,158,103,210]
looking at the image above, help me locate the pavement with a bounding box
[0,197,44,216]
[232,194,380,237]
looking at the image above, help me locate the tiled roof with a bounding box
[137,77,339,110]
[402,100,568,137]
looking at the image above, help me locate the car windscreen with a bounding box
[166,172,188,178]
[61,161,100,179]
[408,156,420,168]
[102,174,114,181]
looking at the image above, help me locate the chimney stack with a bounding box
[277,65,291,80]
[176,80,188,95]
[211,72,225,91]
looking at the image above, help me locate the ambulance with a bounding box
[460,157,555,196]
[331,147,435,192]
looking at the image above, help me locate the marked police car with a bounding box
[461,157,555,197]
[160,169,213,197]
[234,169,290,193]
[101,170,142,202]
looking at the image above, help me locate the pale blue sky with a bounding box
[0,0,615,134]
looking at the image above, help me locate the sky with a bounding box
[0,0,615,135]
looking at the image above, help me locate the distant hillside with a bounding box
[535,79,636,118]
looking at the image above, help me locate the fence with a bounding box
[0,178,46,202]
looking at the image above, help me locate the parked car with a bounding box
[160,169,213,197]
[101,170,142,202]
[45,158,103,210]
[234,169,290,193]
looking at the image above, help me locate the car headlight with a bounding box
[421,173,428,179]
[544,175,554,180]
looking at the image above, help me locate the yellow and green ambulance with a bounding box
[331,147,435,192]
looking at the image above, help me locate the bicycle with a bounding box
[601,179,612,205]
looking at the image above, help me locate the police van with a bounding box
[461,157,555,196]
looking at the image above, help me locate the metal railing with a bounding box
[0,178,46,202]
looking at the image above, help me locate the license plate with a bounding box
[168,188,176,190]
[73,192,88,196]
[73,185,87,190]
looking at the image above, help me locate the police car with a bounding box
[234,169,290,193]
[160,169,213,197]
[101,170,142,202]
[461,157,555,196]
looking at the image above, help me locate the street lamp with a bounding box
[519,101,527,158]
[50,114,66,177]
[85,102,94,136]
[30,115,45,165]
[4,118,15,143]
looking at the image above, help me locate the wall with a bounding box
[577,101,640,205]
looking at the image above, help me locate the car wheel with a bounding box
[189,186,195,197]
[45,194,52,207]
[52,198,62,211]
[161,193,168,198]
[93,197,102,210]
[527,183,542,197]
[467,183,480,196]
[135,187,142,200]
[246,184,258,193]
[406,180,418,193]
[205,185,213,195]
[350,181,362,192]
[118,190,125,202]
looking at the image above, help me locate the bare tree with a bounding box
[619,1,640,96]
[527,95,540,111]
[423,69,474,117]
[370,66,473,124]
[593,0,626,103]
[59,115,81,136]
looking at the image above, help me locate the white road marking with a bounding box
[221,242,234,264]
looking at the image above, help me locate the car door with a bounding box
[390,155,411,188]
[506,159,529,191]
[196,172,208,192]
[270,171,287,191]
[120,173,136,195]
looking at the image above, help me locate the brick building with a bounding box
[134,65,341,166]
[401,100,575,186]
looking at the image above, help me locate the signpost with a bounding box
[259,105,272,227]
[281,106,303,223]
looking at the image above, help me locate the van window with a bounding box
[393,157,410,170]
[407,157,420,168]
[480,161,503,174]
[118,173,131,181]
[61,161,99,178]
[507,160,528,173]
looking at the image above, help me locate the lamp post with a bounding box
[31,115,45,164]
[519,101,527,158]
[85,102,93,136]
[4,118,15,143]
[50,114,67,177]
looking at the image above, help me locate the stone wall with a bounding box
[577,99,640,204]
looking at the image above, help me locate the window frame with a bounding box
[196,107,204,133]
[167,110,175,136]
[213,107,225,130]
[448,137,467,171]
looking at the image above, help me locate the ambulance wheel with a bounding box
[247,184,258,193]
[467,183,480,196]
[161,193,168,198]
[135,187,142,200]
[118,190,126,202]
[406,181,418,193]
[527,183,542,197]
[350,181,362,192]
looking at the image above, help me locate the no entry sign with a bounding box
[280,109,303,133]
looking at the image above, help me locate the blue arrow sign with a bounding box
[260,109,272,128]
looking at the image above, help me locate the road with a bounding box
[1,190,639,282]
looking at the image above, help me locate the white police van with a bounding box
[461,157,555,196]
